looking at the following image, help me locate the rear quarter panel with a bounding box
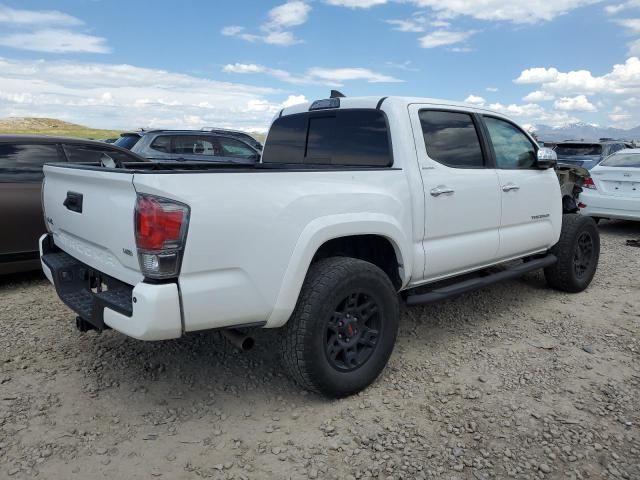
[133,169,414,330]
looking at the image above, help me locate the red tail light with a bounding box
[583,177,597,190]
[135,194,189,279]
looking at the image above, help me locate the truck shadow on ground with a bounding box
[62,267,555,410]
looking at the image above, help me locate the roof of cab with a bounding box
[279,95,508,118]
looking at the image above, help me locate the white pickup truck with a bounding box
[40,95,599,397]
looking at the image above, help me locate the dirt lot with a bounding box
[1,221,639,480]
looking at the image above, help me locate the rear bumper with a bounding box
[579,191,640,221]
[40,234,182,340]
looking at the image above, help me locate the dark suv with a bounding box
[115,129,263,162]
[554,140,631,170]
[0,136,145,274]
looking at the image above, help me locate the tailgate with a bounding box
[43,165,143,286]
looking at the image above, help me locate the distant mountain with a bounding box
[533,122,640,142]
[0,117,122,140]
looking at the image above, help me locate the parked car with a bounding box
[554,140,631,170]
[0,135,146,274]
[128,130,260,163]
[115,128,262,156]
[40,95,598,397]
[579,149,640,222]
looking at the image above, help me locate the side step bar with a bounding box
[405,254,557,306]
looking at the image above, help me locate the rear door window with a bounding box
[171,136,218,156]
[418,110,485,168]
[262,109,392,166]
[0,143,61,183]
[149,135,171,153]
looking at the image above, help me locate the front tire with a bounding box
[544,214,600,293]
[280,257,399,397]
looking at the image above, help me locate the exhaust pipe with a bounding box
[221,329,255,351]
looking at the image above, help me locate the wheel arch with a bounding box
[265,214,411,328]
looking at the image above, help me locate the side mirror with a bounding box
[537,147,557,169]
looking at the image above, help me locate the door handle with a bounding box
[502,184,520,192]
[430,186,455,197]
[63,191,83,213]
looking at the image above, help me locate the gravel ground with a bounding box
[1,220,639,480]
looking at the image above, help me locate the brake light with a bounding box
[583,177,597,190]
[135,194,189,279]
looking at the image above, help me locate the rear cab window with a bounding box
[262,109,392,167]
[0,143,62,183]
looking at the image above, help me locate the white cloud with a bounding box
[523,90,555,101]
[605,0,640,14]
[617,18,640,33]
[386,13,451,33]
[487,101,580,125]
[0,4,82,26]
[419,30,476,48]
[515,67,561,84]
[325,0,388,8]
[512,58,640,127]
[282,94,308,108]
[222,1,310,47]
[385,60,420,71]
[514,57,640,96]
[411,0,601,24]
[308,67,401,84]
[464,94,486,105]
[221,25,244,36]
[609,105,631,122]
[387,18,426,32]
[222,63,402,86]
[554,95,597,111]
[486,87,499,92]
[629,38,640,55]
[266,1,311,29]
[223,63,267,74]
[0,29,109,54]
[0,56,296,132]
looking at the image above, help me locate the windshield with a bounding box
[555,144,602,156]
[114,135,140,150]
[600,153,640,167]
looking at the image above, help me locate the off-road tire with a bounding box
[280,257,399,397]
[544,214,600,293]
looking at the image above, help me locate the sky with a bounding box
[0,0,638,132]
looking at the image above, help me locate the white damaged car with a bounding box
[579,149,640,222]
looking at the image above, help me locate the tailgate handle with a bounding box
[63,191,83,213]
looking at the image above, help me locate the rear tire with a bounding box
[280,257,399,397]
[544,214,600,293]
